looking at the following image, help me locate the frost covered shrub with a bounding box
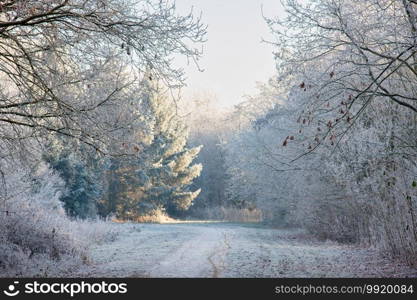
[290,174,360,243]
[188,206,262,222]
[316,103,417,264]
[71,218,121,245]
[0,162,114,277]
[0,162,81,276]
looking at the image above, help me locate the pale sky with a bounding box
[174,0,285,108]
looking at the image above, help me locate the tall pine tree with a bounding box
[114,77,202,219]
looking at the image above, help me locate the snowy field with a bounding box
[77,222,417,278]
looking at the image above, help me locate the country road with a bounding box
[79,222,417,278]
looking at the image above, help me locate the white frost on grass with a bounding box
[79,223,417,278]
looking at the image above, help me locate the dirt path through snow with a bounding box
[79,222,417,278]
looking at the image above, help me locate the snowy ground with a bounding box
[78,222,417,278]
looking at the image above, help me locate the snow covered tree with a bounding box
[113,78,202,219]
[0,0,206,160]
[220,0,417,263]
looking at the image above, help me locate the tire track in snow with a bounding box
[148,226,230,277]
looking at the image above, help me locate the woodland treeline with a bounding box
[0,0,207,276]
[223,0,417,266]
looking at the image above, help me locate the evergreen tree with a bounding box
[115,79,202,219]
[44,138,106,218]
